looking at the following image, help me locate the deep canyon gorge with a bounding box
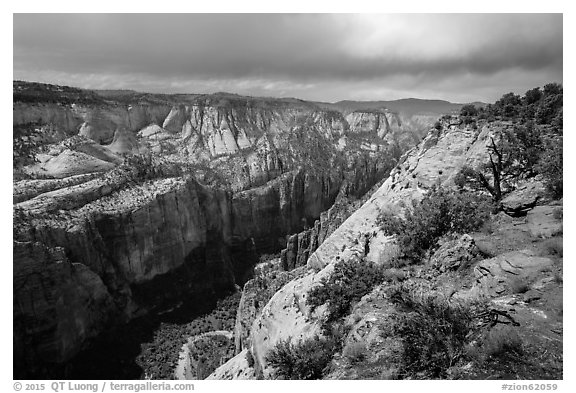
[13,81,436,379]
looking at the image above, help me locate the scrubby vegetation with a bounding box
[265,335,339,379]
[460,325,556,380]
[480,327,524,360]
[456,84,563,201]
[536,136,563,199]
[188,334,234,379]
[13,80,106,105]
[342,341,368,363]
[13,122,44,167]
[120,154,192,182]
[378,187,492,261]
[307,257,387,327]
[266,257,387,379]
[386,284,479,379]
[136,292,241,380]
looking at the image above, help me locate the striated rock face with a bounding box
[470,250,554,298]
[14,102,172,144]
[345,111,391,139]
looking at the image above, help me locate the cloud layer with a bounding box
[13,14,563,102]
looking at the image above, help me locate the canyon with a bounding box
[208,115,563,380]
[13,81,445,379]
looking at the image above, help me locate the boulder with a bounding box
[429,234,480,272]
[501,180,547,216]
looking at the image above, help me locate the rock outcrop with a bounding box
[279,177,386,271]
[206,349,256,380]
[233,267,308,356]
[13,241,116,371]
[429,234,480,272]
[501,180,548,217]
[470,250,554,297]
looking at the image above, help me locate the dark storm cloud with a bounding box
[13,14,563,102]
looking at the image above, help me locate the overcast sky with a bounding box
[13,14,562,103]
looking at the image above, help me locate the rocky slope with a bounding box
[13,81,431,378]
[210,116,562,379]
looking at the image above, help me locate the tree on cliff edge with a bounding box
[454,124,540,201]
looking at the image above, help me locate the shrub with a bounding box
[537,136,563,199]
[460,104,478,117]
[259,253,280,264]
[307,258,387,326]
[265,335,338,379]
[434,121,442,131]
[245,350,255,368]
[379,187,492,261]
[343,341,368,363]
[482,327,524,359]
[552,207,563,220]
[462,116,475,126]
[544,238,563,257]
[387,285,476,378]
[553,270,563,284]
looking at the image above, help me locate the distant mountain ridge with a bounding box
[14,80,486,117]
[315,98,487,117]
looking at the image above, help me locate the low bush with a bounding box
[245,350,255,368]
[481,327,524,359]
[387,284,477,378]
[552,207,563,220]
[544,237,563,257]
[265,335,338,379]
[343,341,368,363]
[460,104,479,117]
[306,258,387,327]
[553,270,563,284]
[537,136,563,199]
[378,187,492,262]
